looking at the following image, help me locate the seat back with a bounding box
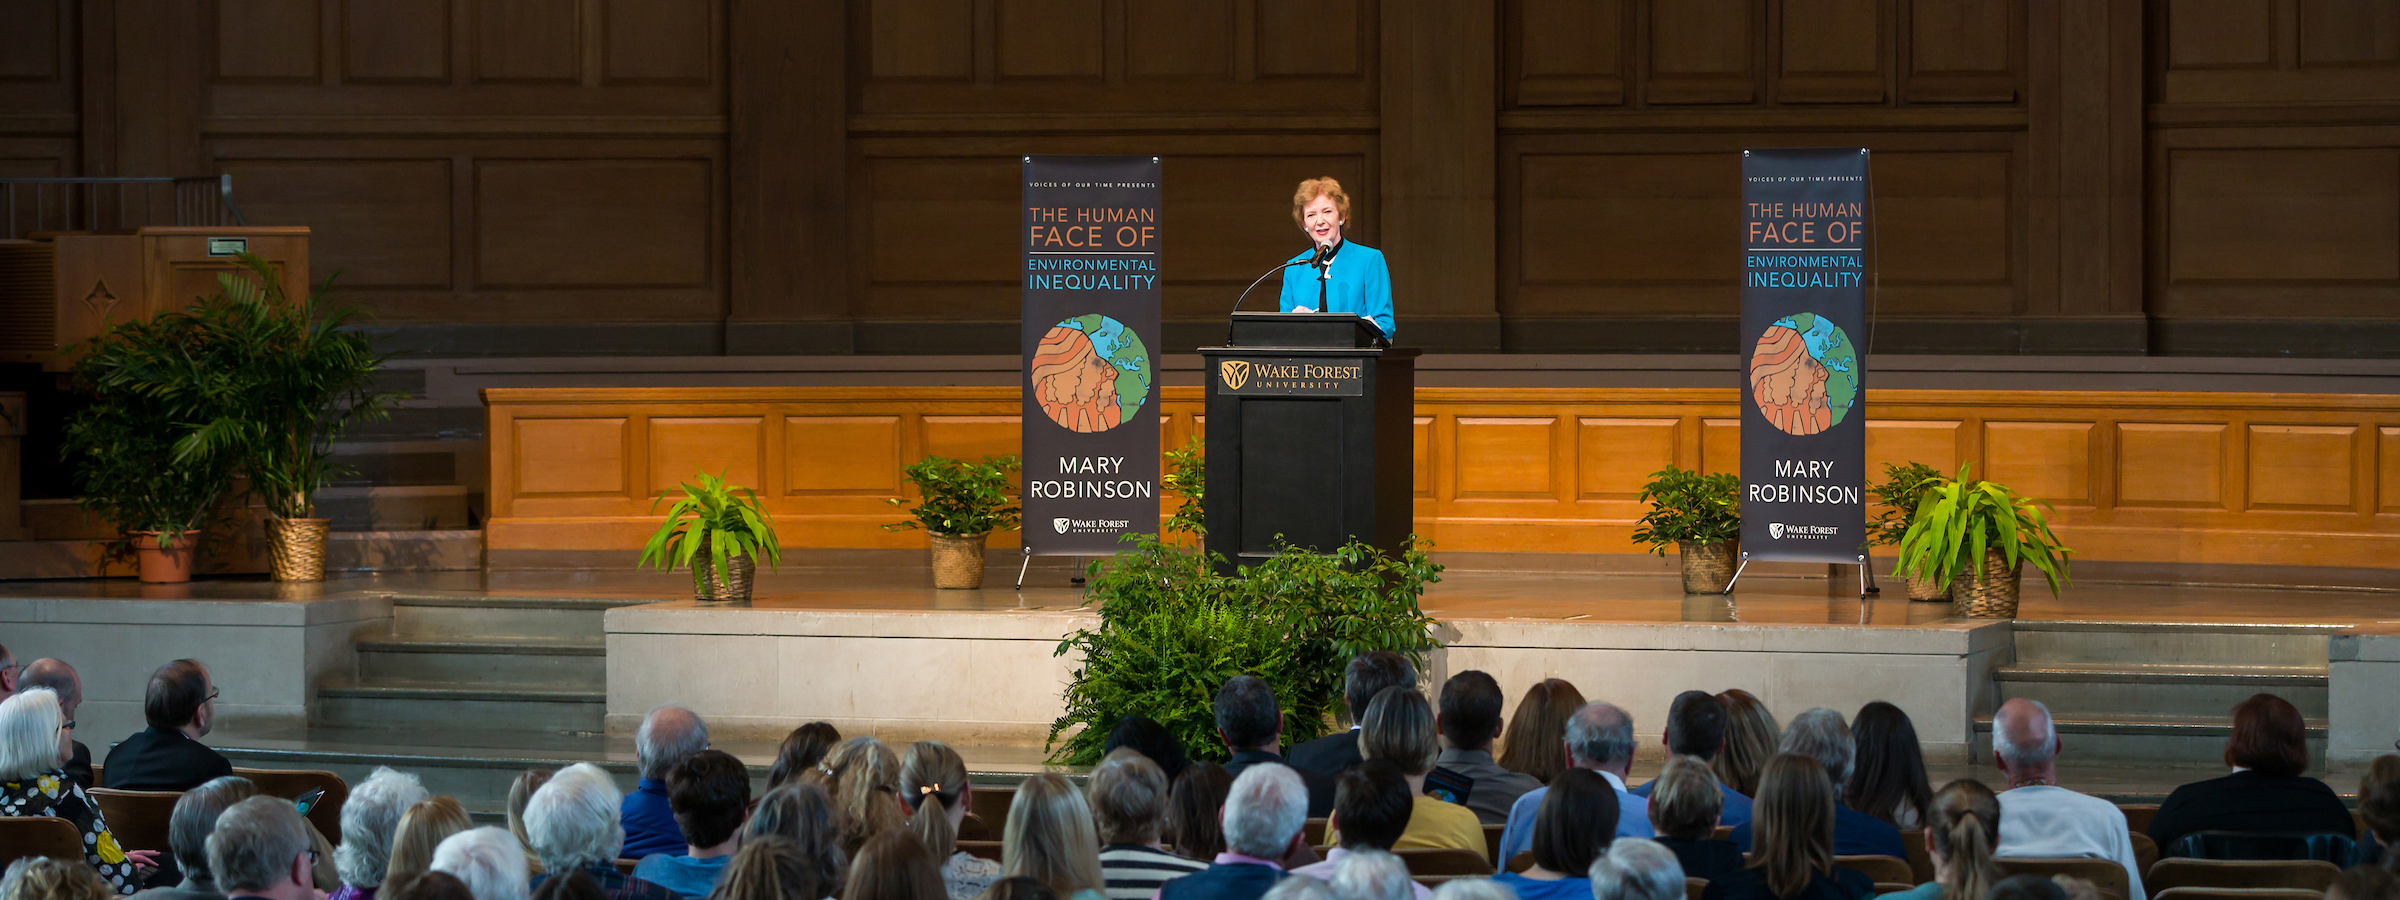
[1836,856,1915,886]
[88,787,180,856]
[614,858,638,874]
[1900,830,1935,884]
[1484,824,1505,864]
[1395,847,1495,876]
[2152,889,2325,900]
[958,840,1004,862]
[958,812,996,842]
[1508,851,1534,874]
[0,816,85,868]
[1994,857,2129,900]
[1713,825,1737,841]
[2166,832,2359,865]
[1305,818,1328,848]
[2133,833,2160,883]
[232,767,348,845]
[1687,877,1708,900]
[2120,805,2160,835]
[2147,859,2342,893]
[968,786,1014,835]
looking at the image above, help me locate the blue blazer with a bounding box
[1279,242,1394,339]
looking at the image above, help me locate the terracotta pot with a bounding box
[929,532,988,590]
[267,517,332,582]
[133,530,202,584]
[1678,540,1738,594]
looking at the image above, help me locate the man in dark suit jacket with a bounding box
[1286,652,1416,778]
[104,659,233,793]
[21,658,93,788]
[128,775,258,900]
[1159,764,1311,900]
[1216,676,1337,817]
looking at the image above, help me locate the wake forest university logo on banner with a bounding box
[1740,149,1869,564]
[1021,156,1162,555]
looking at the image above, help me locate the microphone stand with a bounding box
[1225,255,1317,346]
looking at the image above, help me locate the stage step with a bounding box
[314,485,474,532]
[327,530,484,572]
[324,593,638,736]
[388,593,635,640]
[1994,663,2329,720]
[1991,620,2337,764]
[356,635,605,686]
[1973,713,2330,764]
[315,681,607,733]
[2009,621,2341,669]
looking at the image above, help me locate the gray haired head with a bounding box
[1778,707,1855,784]
[1590,838,1687,900]
[335,767,430,888]
[1567,701,1638,769]
[171,776,261,877]
[635,706,708,782]
[1329,848,1413,900]
[1220,763,1308,859]
[207,795,314,894]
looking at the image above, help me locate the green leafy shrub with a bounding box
[885,454,1022,536]
[639,470,782,591]
[1047,535,1443,766]
[1630,465,1741,553]
[1866,461,1944,548]
[1161,436,1205,538]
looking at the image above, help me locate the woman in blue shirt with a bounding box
[1494,769,1619,900]
[1279,177,1395,340]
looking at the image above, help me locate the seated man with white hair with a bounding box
[624,706,708,859]
[1326,850,1411,900]
[526,762,680,900]
[1159,764,1310,900]
[207,796,320,900]
[1726,708,1905,859]
[333,767,432,900]
[434,827,531,900]
[1589,839,1685,900]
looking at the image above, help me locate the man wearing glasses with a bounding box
[207,795,319,900]
[103,658,234,792]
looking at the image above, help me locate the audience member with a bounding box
[1713,691,1780,799]
[1700,755,1872,900]
[332,767,432,900]
[826,737,910,857]
[744,782,849,890]
[848,831,948,900]
[5,857,119,900]
[0,644,15,701]
[1291,761,1428,900]
[129,776,259,900]
[624,706,709,859]
[207,796,319,900]
[1089,749,1207,900]
[632,749,749,898]
[1496,769,1618,900]
[1217,676,1338,817]
[1985,875,2066,900]
[1352,686,1484,858]
[1168,764,1235,862]
[1590,839,1684,900]
[1,687,153,895]
[19,659,91,788]
[432,828,531,900]
[2329,866,2400,900]
[527,871,605,900]
[1884,781,2001,900]
[2149,693,2355,851]
[2359,755,2400,866]
[1727,709,1903,860]
[524,762,679,900]
[387,873,476,900]
[1496,701,1652,865]
[1633,691,1753,829]
[1843,702,1931,830]
[982,877,1063,900]
[903,741,1001,900]
[1159,764,1310,900]
[766,722,842,792]
[383,797,473,898]
[1290,653,1417,777]
[508,771,554,876]
[1497,679,1585,785]
[1434,671,1540,825]
[1002,773,1107,900]
[102,660,232,792]
[1988,700,2144,900]
[1327,850,1411,900]
[715,837,833,900]
[1647,756,1742,882]
[1256,875,1334,900]
[1428,881,1513,900]
[1104,715,1192,785]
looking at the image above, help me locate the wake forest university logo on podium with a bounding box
[1219,360,1252,390]
[1214,357,1363,397]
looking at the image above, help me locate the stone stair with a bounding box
[1977,621,2342,765]
[313,593,635,735]
[321,367,487,571]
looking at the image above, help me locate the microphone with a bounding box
[1225,250,1320,346]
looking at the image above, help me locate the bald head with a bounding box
[634,707,707,781]
[1993,698,2059,771]
[20,660,80,716]
[1566,701,1638,773]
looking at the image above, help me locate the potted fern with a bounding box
[1868,461,1948,601]
[1632,466,1742,593]
[1894,465,2072,618]
[886,455,1021,589]
[640,471,782,603]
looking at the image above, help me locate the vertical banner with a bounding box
[1740,148,1869,563]
[1020,155,1162,556]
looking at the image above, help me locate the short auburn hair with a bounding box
[2224,693,2309,777]
[1291,178,1351,228]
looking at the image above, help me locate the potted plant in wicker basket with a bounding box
[1632,466,1742,593]
[1894,465,2072,618]
[1868,461,1948,601]
[640,471,782,603]
[886,454,1021,589]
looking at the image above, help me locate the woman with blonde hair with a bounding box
[1354,686,1485,859]
[902,741,1001,900]
[382,796,475,898]
[1,856,117,900]
[1885,781,2001,900]
[1498,679,1584,784]
[1714,690,1781,798]
[1649,755,1742,882]
[1699,755,1871,900]
[825,737,910,857]
[508,770,553,875]
[714,836,838,900]
[1003,774,1106,900]
[1276,177,1395,340]
[847,831,948,900]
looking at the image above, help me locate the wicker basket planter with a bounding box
[693,537,757,603]
[266,517,332,582]
[133,530,203,584]
[1679,540,1738,594]
[929,532,988,590]
[1950,548,2023,618]
[1904,569,1952,602]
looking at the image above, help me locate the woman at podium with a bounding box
[1280,177,1395,339]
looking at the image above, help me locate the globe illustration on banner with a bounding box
[1030,314,1152,433]
[1748,313,1858,436]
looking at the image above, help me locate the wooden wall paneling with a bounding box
[1413,416,1433,496]
[1452,417,1558,499]
[1126,0,1233,78]
[1870,149,2018,315]
[1902,0,2021,102]
[1257,0,1362,77]
[1772,0,1889,104]
[344,0,452,83]
[2379,426,2400,513]
[216,0,323,83]
[2167,0,2276,71]
[858,154,1018,319]
[2114,421,2226,509]
[0,0,77,120]
[2157,0,2400,104]
[1381,0,1498,335]
[648,415,766,497]
[476,0,583,84]
[1700,416,1740,475]
[728,0,846,351]
[1981,420,2093,505]
[1863,419,1962,476]
[604,0,716,84]
[2245,423,2355,511]
[786,416,903,494]
[474,157,713,287]
[1645,0,1762,104]
[1507,0,1627,106]
[1576,417,1679,500]
[2023,0,2143,347]
[516,416,630,495]
[867,0,974,80]
[995,0,1103,80]
[1509,150,1741,317]
[2297,0,2400,67]
[216,158,454,289]
[2160,146,2400,318]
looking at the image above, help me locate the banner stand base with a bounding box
[1014,547,1087,592]
[1722,552,1751,595]
[1723,552,1875,599]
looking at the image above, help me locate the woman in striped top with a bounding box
[1088,750,1206,900]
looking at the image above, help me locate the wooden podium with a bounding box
[1201,312,1415,572]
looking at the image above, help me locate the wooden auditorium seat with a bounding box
[958,840,1004,862]
[1394,847,1495,876]
[1687,877,1708,900]
[614,858,638,874]
[1836,855,1915,888]
[957,811,996,841]
[2120,805,2160,835]
[1305,818,1328,847]
[1995,858,2130,900]
[87,787,179,856]
[968,787,1014,837]
[1899,832,1934,884]
[2146,859,2342,894]
[1484,824,1504,863]
[2151,889,2324,900]
[233,767,348,846]
[1508,851,1534,873]
[0,816,84,868]
[2133,833,2160,883]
